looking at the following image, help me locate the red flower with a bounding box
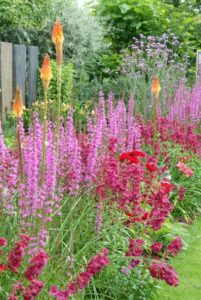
[24,250,49,281]
[0,264,7,272]
[119,152,140,164]
[130,150,147,157]
[166,237,182,256]
[146,162,157,172]
[119,152,130,161]
[0,237,7,247]
[126,239,144,257]
[142,211,149,220]
[23,280,44,299]
[151,242,163,253]
[149,261,179,286]
[127,156,139,164]
[161,180,172,194]
[178,186,186,201]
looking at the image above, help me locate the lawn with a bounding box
[156,218,201,300]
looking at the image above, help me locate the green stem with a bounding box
[41,89,48,179]
[154,93,158,130]
[17,119,23,182]
[55,65,62,157]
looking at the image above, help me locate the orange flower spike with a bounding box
[52,20,64,66]
[52,20,64,46]
[13,86,23,118]
[151,76,161,97]
[40,54,52,91]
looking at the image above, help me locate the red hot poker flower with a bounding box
[151,76,161,97]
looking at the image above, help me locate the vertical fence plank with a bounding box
[13,44,26,104]
[28,46,39,106]
[196,50,201,83]
[0,42,13,121]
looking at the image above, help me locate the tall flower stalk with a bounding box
[52,20,64,157]
[40,54,52,178]
[151,76,161,130]
[13,86,24,182]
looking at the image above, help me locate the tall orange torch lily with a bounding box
[40,54,52,177]
[151,76,161,129]
[151,76,161,98]
[52,20,64,66]
[40,54,52,92]
[13,86,23,118]
[13,86,24,182]
[52,20,64,157]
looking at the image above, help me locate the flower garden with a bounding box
[1,4,201,300]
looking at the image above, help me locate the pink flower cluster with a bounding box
[8,234,30,273]
[49,248,110,300]
[23,280,44,300]
[140,116,201,157]
[167,237,183,256]
[149,261,179,286]
[126,239,144,257]
[0,237,7,272]
[24,250,49,281]
[176,162,194,177]
[151,242,163,253]
[0,234,48,299]
[9,280,44,300]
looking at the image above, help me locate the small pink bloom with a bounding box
[0,264,7,272]
[146,162,157,172]
[176,162,194,177]
[49,286,59,296]
[166,237,183,256]
[0,237,7,247]
[126,239,144,257]
[151,242,163,253]
[129,150,147,157]
[161,181,172,194]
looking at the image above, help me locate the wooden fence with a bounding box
[0,42,39,121]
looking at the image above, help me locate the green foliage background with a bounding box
[0,0,201,100]
[94,0,201,80]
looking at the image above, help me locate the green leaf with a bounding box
[120,4,130,14]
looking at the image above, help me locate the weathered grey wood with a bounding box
[13,44,26,104]
[0,42,13,121]
[196,50,201,83]
[28,46,39,106]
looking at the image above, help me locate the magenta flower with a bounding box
[151,242,163,253]
[0,237,7,247]
[166,237,183,256]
